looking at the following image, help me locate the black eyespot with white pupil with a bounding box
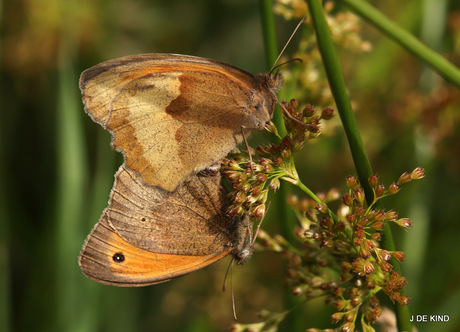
[112,252,125,263]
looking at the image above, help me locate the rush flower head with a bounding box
[222,93,424,331]
[222,100,335,219]
[254,167,424,331]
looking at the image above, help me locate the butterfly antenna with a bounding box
[271,58,303,73]
[222,257,239,320]
[270,16,307,74]
[223,258,234,292]
[231,263,238,321]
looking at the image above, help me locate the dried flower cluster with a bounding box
[282,168,423,332]
[222,99,334,219]
[224,100,424,332]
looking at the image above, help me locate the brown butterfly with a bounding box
[79,165,253,286]
[79,18,306,287]
[79,53,283,192]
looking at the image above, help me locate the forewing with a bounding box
[80,54,256,191]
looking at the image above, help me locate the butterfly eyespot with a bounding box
[112,252,125,263]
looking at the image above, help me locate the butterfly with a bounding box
[79,18,306,286]
[79,165,253,286]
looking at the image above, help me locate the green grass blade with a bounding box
[306,0,412,330]
[341,0,460,89]
[55,3,91,331]
[258,1,306,330]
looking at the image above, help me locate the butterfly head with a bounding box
[241,72,283,131]
[265,70,283,94]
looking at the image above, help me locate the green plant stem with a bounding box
[258,0,278,68]
[294,177,355,240]
[258,0,287,137]
[258,0,296,243]
[294,178,336,219]
[258,2,304,331]
[56,37,89,332]
[306,0,411,330]
[307,0,374,196]
[295,178,321,204]
[340,0,460,89]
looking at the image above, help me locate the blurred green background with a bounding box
[2,0,460,331]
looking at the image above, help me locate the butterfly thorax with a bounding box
[230,215,254,265]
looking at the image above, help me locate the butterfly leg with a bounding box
[273,94,307,128]
[240,126,255,173]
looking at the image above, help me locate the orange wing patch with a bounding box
[79,212,231,286]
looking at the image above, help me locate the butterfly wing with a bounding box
[106,165,236,255]
[80,54,273,191]
[78,164,250,286]
[78,211,232,286]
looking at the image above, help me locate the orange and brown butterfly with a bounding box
[79,18,306,286]
[79,165,253,286]
[79,53,283,192]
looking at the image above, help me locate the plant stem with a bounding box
[307,0,374,197]
[294,177,355,239]
[340,0,460,89]
[258,2,304,331]
[259,0,278,67]
[306,0,412,330]
[258,0,287,137]
[258,0,296,243]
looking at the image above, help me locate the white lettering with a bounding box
[430,315,450,322]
